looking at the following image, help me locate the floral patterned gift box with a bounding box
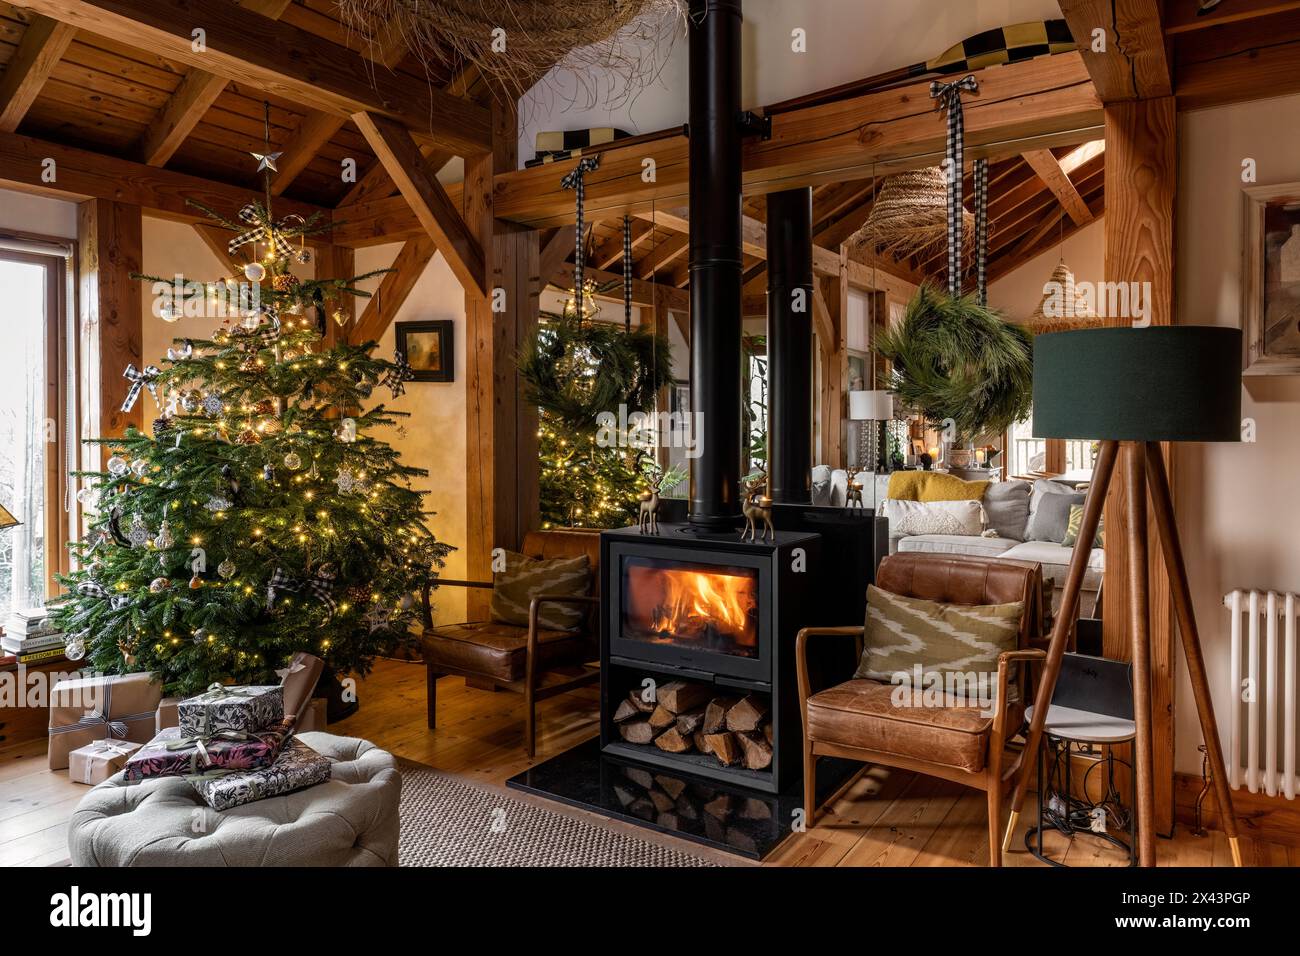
[187,737,331,811]
[178,684,284,736]
[123,717,294,781]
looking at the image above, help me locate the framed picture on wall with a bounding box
[395,320,454,382]
[1243,182,1300,375]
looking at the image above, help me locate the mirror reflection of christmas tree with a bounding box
[53,116,453,695]
[520,284,682,529]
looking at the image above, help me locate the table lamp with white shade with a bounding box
[848,389,893,473]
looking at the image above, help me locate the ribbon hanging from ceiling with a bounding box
[560,155,602,325]
[623,215,633,331]
[930,75,989,300]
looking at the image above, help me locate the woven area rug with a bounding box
[398,764,719,867]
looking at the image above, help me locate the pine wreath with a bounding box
[875,283,1033,441]
[519,297,673,430]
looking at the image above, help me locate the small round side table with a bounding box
[1025,702,1137,867]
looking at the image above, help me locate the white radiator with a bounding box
[1222,590,1298,800]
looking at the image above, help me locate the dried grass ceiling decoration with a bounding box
[849,166,973,260]
[337,0,687,104]
[1024,261,1102,334]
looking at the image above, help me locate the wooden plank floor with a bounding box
[1,658,1293,867]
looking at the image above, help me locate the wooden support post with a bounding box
[1101,96,1178,835]
[465,102,538,617]
[78,199,143,458]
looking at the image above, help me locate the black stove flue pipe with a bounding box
[687,0,745,531]
[765,188,814,504]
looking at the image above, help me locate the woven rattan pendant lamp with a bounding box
[850,166,973,259]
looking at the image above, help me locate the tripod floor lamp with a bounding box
[1003,326,1245,867]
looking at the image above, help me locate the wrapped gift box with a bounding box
[68,738,143,785]
[178,684,283,736]
[48,672,162,770]
[155,696,181,733]
[277,652,324,727]
[294,697,328,733]
[187,737,331,811]
[123,717,294,780]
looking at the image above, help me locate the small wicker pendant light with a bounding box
[849,166,974,259]
[1026,260,1101,333]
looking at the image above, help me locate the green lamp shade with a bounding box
[1033,326,1242,442]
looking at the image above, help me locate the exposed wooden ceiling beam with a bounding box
[352,110,486,297]
[1021,148,1094,225]
[1173,13,1300,110]
[349,235,437,345]
[636,233,688,280]
[0,128,326,224]
[488,52,1101,227]
[1163,0,1300,34]
[539,225,576,285]
[1058,0,1172,101]
[191,222,241,274]
[593,219,652,270]
[134,0,293,167]
[549,261,688,313]
[20,0,492,154]
[333,65,480,208]
[270,111,348,196]
[0,15,76,133]
[986,192,1104,283]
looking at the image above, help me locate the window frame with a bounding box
[0,233,77,603]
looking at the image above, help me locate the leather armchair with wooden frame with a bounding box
[420,529,601,757]
[796,552,1046,866]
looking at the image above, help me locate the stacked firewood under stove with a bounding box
[613,679,773,771]
[613,764,774,853]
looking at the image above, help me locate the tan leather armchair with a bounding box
[796,552,1046,866]
[421,529,601,757]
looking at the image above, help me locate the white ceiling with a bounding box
[518,0,1064,162]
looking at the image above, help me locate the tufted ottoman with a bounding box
[68,733,401,867]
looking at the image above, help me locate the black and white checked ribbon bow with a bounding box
[77,581,109,598]
[227,203,294,260]
[121,364,161,413]
[930,74,979,297]
[266,565,337,614]
[384,351,414,398]
[560,155,601,324]
[623,214,633,331]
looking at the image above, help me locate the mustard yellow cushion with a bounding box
[887,471,989,503]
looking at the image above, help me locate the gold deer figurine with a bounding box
[638,488,660,534]
[846,477,864,509]
[740,474,774,543]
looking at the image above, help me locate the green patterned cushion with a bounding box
[490,551,591,632]
[1061,503,1104,549]
[854,584,1023,684]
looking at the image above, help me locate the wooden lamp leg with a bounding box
[1003,439,1119,852]
[1126,441,1158,866]
[1144,442,1244,867]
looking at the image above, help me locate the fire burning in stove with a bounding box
[623,562,758,655]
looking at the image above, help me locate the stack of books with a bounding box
[1,607,66,664]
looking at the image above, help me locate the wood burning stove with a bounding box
[600,525,820,792]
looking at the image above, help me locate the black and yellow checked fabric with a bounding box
[525,127,631,168]
[924,19,1075,75]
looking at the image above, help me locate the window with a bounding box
[0,237,75,611]
[1007,410,1098,481]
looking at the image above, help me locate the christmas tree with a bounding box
[53,132,452,695]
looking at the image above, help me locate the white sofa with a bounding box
[811,467,1103,616]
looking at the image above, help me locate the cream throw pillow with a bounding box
[884,498,984,537]
[489,551,591,632]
